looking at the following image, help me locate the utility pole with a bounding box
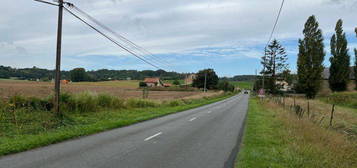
[34,0,65,117]
[262,47,266,93]
[54,0,64,118]
[254,69,257,91]
[204,71,207,93]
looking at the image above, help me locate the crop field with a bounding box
[230,81,253,90]
[0,79,217,100]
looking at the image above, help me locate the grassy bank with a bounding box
[0,92,235,156]
[236,98,357,168]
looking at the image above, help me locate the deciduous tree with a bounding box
[192,69,219,90]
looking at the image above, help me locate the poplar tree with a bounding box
[329,19,350,91]
[297,15,325,99]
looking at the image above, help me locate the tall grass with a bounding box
[0,91,234,156]
[236,98,357,168]
[321,92,357,109]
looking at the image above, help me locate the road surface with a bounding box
[0,93,249,168]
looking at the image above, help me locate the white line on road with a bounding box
[144,132,162,141]
[189,117,197,121]
[207,111,211,113]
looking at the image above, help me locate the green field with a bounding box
[236,98,357,168]
[230,81,253,90]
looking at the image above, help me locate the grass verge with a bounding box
[235,98,357,168]
[0,93,235,156]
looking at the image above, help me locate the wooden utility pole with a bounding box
[54,0,64,118]
[34,0,65,118]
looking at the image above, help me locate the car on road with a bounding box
[244,90,249,94]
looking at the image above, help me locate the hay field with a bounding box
[0,79,216,100]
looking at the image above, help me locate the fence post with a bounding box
[329,104,335,127]
[307,100,310,118]
[293,96,296,107]
[283,96,285,108]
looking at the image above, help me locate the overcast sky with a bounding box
[0,0,356,76]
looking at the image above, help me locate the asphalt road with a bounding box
[0,93,249,168]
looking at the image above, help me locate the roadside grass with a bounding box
[236,98,357,168]
[230,81,253,90]
[0,92,235,156]
[283,96,357,138]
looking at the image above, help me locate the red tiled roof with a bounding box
[144,78,160,83]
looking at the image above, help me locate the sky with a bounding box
[0,0,356,77]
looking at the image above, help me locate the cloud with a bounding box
[0,0,356,75]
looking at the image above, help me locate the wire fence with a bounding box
[265,95,337,127]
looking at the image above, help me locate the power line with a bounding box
[63,6,163,70]
[265,0,285,48]
[67,5,173,70]
[72,6,173,68]
[262,0,285,93]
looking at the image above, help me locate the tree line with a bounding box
[256,15,357,99]
[0,66,186,82]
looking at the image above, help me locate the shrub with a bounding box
[8,95,52,111]
[97,94,125,109]
[68,92,99,113]
[173,80,180,85]
[139,82,147,87]
[217,80,235,92]
[181,99,193,105]
[168,100,183,107]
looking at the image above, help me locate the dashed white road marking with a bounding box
[207,111,212,113]
[189,117,197,121]
[144,132,162,141]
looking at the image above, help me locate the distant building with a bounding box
[60,80,70,84]
[322,67,355,80]
[276,80,291,92]
[143,77,163,87]
[184,74,197,85]
[163,83,172,87]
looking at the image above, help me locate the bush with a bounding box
[139,82,147,87]
[168,100,183,107]
[8,95,52,111]
[97,94,125,109]
[217,81,235,92]
[173,80,180,85]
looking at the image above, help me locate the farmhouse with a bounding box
[184,74,197,85]
[143,77,163,87]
